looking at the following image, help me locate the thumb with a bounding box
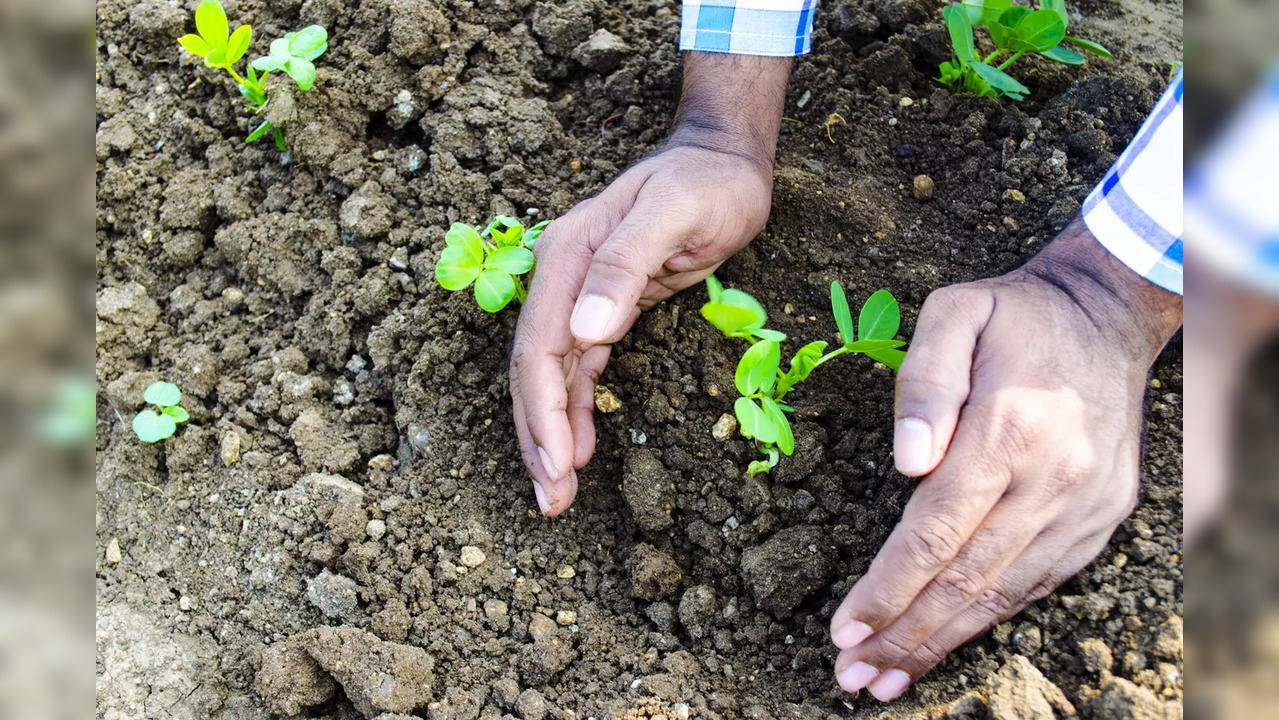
[569,203,690,344]
[893,285,994,477]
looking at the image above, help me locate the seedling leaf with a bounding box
[288,25,329,60]
[486,246,534,275]
[226,25,251,64]
[735,340,780,396]
[843,339,906,353]
[436,245,482,290]
[752,329,787,342]
[144,381,182,407]
[858,290,901,341]
[831,282,855,343]
[867,348,907,370]
[706,276,724,303]
[734,397,778,444]
[179,34,213,58]
[133,410,177,443]
[944,5,977,64]
[195,0,230,53]
[961,0,1011,26]
[163,405,191,423]
[474,269,516,312]
[1042,0,1069,27]
[247,120,273,143]
[761,397,794,455]
[1041,45,1085,64]
[285,57,317,90]
[972,62,1030,98]
[1004,9,1065,52]
[1063,36,1112,57]
[445,223,485,265]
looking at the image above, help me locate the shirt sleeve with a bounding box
[1185,67,1279,295]
[679,0,819,57]
[1081,70,1184,295]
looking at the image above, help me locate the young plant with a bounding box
[178,0,328,152]
[938,0,1112,101]
[132,381,190,444]
[434,216,551,312]
[702,277,907,476]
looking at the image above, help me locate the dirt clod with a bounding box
[987,655,1076,720]
[630,543,683,600]
[306,570,362,621]
[913,174,935,201]
[740,525,836,617]
[623,450,676,533]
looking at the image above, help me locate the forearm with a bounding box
[1023,217,1183,365]
[664,52,793,170]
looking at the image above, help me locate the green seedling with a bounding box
[938,0,1112,101]
[43,377,97,446]
[132,381,190,444]
[702,277,907,475]
[435,216,551,312]
[178,0,328,152]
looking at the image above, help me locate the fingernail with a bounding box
[832,620,874,650]
[531,480,552,515]
[536,445,560,482]
[570,294,616,343]
[894,418,933,476]
[868,669,911,701]
[837,661,880,693]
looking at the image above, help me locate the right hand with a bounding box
[509,143,773,515]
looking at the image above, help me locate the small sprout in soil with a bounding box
[702,277,906,476]
[132,381,190,443]
[937,0,1111,101]
[178,0,328,152]
[434,216,550,312]
[43,377,97,446]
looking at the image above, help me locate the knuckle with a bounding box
[1044,456,1093,496]
[912,640,947,670]
[992,400,1046,461]
[974,584,1022,620]
[903,515,966,571]
[872,631,916,665]
[926,565,987,608]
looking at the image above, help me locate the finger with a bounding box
[893,286,995,477]
[830,486,1050,693]
[830,408,1011,649]
[566,344,612,470]
[569,193,694,344]
[511,355,577,515]
[885,530,1111,695]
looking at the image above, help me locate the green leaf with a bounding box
[830,282,855,343]
[761,397,794,456]
[204,48,227,67]
[734,397,778,444]
[474,269,516,312]
[943,5,976,64]
[284,57,316,91]
[486,246,534,275]
[133,410,177,443]
[251,55,285,72]
[1041,0,1068,27]
[445,223,485,265]
[752,329,787,342]
[436,245,483,290]
[144,381,182,407]
[1041,45,1085,64]
[858,290,901,341]
[163,405,191,423]
[961,0,1011,26]
[246,119,273,143]
[226,25,252,64]
[867,348,907,370]
[775,340,827,397]
[1005,9,1065,52]
[178,34,213,58]
[746,459,773,476]
[705,275,724,303]
[702,288,768,336]
[735,340,781,396]
[273,127,288,153]
[195,0,230,53]
[288,25,329,60]
[1063,36,1112,57]
[720,289,768,329]
[988,6,1030,49]
[526,220,550,245]
[972,62,1030,97]
[843,339,906,353]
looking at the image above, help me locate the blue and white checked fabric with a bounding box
[679,0,818,56]
[1081,70,1184,295]
[1185,67,1279,294]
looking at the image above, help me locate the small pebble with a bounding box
[106,537,123,564]
[220,428,241,466]
[913,175,935,201]
[557,564,576,579]
[556,609,578,626]
[366,519,387,541]
[899,96,914,107]
[570,159,582,172]
[179,596,192,611]
[594,385,622,413]
[629,428,647,445]
[711,413,738,442]
[1003,188,1027,203]
[459,546,486,568]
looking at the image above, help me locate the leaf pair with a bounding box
[178,0,251,67]
[435,222,534,312]
[830,282,906,370]
[702,276,769,338]
[251,26,329,91]
[734,396,794,456]
[133,381,190,443]
[941,6,1030,100]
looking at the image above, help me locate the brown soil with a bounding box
[95,0,1183,718]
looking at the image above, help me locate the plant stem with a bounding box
[983,50,1003,64]
[513,276,527,304]
[814,346,851,368]
[998,51,1024,70]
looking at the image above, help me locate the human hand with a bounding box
[828,219,1183,700]
[509,54,793,515]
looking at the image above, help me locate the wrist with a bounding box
[1019,217,1183,366]
[663,52,793,172]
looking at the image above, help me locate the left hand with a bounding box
[828,219,1182,700]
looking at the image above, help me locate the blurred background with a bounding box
[1184,0,1279,718]
[1,0,94,716]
